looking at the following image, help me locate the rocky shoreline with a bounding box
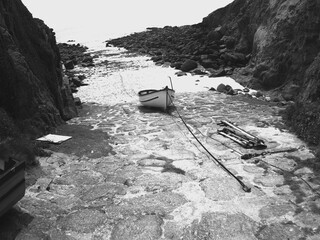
[108,25,250,80]
[106,26,300,106]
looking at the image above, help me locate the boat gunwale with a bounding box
[0,159,25,218]
[0,160,25,183]
[138,87,175,96]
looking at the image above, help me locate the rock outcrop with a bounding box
[202,0,320,98]
[203,0,320,146]
[0,0,77,137]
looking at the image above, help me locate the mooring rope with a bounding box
[169,112,212,162]
[167,95,251,192]
[258,159,320,197]
[168,95,320,197]
[178,111,320,197]
[119,73,136,98]
[169,113,243,158]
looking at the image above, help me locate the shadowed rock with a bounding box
[0,0,77,136]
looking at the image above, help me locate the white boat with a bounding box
[138,86,175,110]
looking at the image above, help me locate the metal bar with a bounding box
[220,120,259,141]
[219,120,266,149]
[241,147,299,159]
[218,130,254,148]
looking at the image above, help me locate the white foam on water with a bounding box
[74,47,246,105]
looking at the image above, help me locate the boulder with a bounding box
[78,75,86,81]
[71,77,82,87]
[74,97,82,106]
[207,26,224,41]
[181,59,198,72]
[170,62,182,69]
[64,60,75,70]
[175,71,187,77]
[281,84,300,101]
[151,56,162,62]
[225,85,236,95]
[254,91,264,98]
[82,56,93,63]
[209,69,226,77]
[217,84,226,93]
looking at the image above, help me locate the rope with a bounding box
[119,73,136,98]
[168,95,251,192]
[169,99,320,197]
[184,113,320,197]
[169,114,243,157]
[259,159,320,197]
[169,112,212,162]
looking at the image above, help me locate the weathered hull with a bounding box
[138,87,175,110]
[0,160,25,217]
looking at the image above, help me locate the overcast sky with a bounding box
[21,0,233,42]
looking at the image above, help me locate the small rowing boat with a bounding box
[138,86,175,111]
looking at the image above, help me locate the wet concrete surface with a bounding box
[1,47,319,240]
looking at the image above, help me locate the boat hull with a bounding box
[0,160,25,217]
[138,87,175,110]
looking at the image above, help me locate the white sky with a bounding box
[21,0,233,42]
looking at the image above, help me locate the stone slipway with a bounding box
[1,92,318,240]
[1,49,320,240]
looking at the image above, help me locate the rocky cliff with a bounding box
[202,0,320,147]
[202,0,320,99]
[0,0,77,138]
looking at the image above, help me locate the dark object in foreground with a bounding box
[0,159,25,218]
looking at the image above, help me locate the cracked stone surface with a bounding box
[1,46,319,239]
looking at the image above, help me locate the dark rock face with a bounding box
[206,0,320,147]
[202,0,320,98]
[203,0,320,146]
[0,0,77,136]
[300,53,320,102]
